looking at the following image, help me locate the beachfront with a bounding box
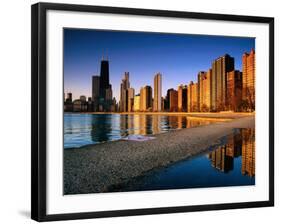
[64,113,254,194]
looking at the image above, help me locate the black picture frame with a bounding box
[31,2,274,222]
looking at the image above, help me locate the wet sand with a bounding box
[64,114,255,194]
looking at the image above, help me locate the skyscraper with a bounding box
[127,88,135,112]
[92,76,100,101]
[242,49,255,111]
[164,88,174,111]
[153,73,162,112]
[227,70,242,111]
[211,54,234,111]
[169,89,178,112]
[187,81,198,112]
[80,95,87,102]
[198,71,206,112]
[140,86,152,112]
[134,94,140,112]
[99,59,110,100]
[178,85,187,112]
[120,72,130,112]
[91,59,114,112]
[66,92,72,103]
[105,85,112,101]
[198,70,212,112]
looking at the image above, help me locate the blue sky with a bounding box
[64,28,255,101]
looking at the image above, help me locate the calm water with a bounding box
[64,113,217,148]
[120,128,255,191]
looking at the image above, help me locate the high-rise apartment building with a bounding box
[211,54,234,111]
[153,73,162,112]
[164,88,174,111]
[127,88,135,112]
[169,89,178,112]
[140,86,152,112]
[66,92,72,103]
[178,85,187,112]
[198,70,212,112]
[120,72,130,112]
[187,81,198,112]
[242,49,255,111]
[134,94,140,112]
[227,70,242,111]
[92,76,100,101]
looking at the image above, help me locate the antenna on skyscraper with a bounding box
[105,50,108,61]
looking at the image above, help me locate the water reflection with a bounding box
[120,128,255,192]
[64,114,217,148]
[208,128,255,177]
[90,114,112,143]
[241,129,255,177]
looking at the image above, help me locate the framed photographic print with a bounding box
[31,2,274,222]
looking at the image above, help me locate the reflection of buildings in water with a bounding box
[146,115,153,135]
[209,131,240,173]
[168,116,178,129]
[177,116,183,129]
[119,115,129,137]
[187,119,213,128]
[90,115,112,142]
[186,119,201,128]
[225,130,242,158]
[209,145,234,173]
[152,115,161,134]
[208,128,255,177]
[139,115,147,135]
[241,129,255,177]
[176,116,189,129]
[127,115,135,135]
[133,115,141,135]
[64,115,74,135]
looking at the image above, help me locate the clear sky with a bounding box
[64,28,255,101]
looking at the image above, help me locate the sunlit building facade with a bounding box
[187,81,198,112]
[211,54,234,111]
[153,73,162,112]
[133,94,140,112]
[127,88,135,112]
[198,70,212,112]
[227,70,242,111]
[169,89,178,112]
[120,72,130,112]
[178,85,187,112]
[140,86,152,112]
[242,49,255,111]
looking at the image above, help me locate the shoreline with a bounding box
[64,115,255,194]
[65,111,254,117]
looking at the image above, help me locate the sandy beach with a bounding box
[64,114,255,194]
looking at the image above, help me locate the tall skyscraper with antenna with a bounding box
[99,59,110,100]
[91,57,114,112]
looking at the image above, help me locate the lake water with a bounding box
[120,128,255,191]
[64,113,218,148]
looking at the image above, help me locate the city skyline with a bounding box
[64,29,255,101]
